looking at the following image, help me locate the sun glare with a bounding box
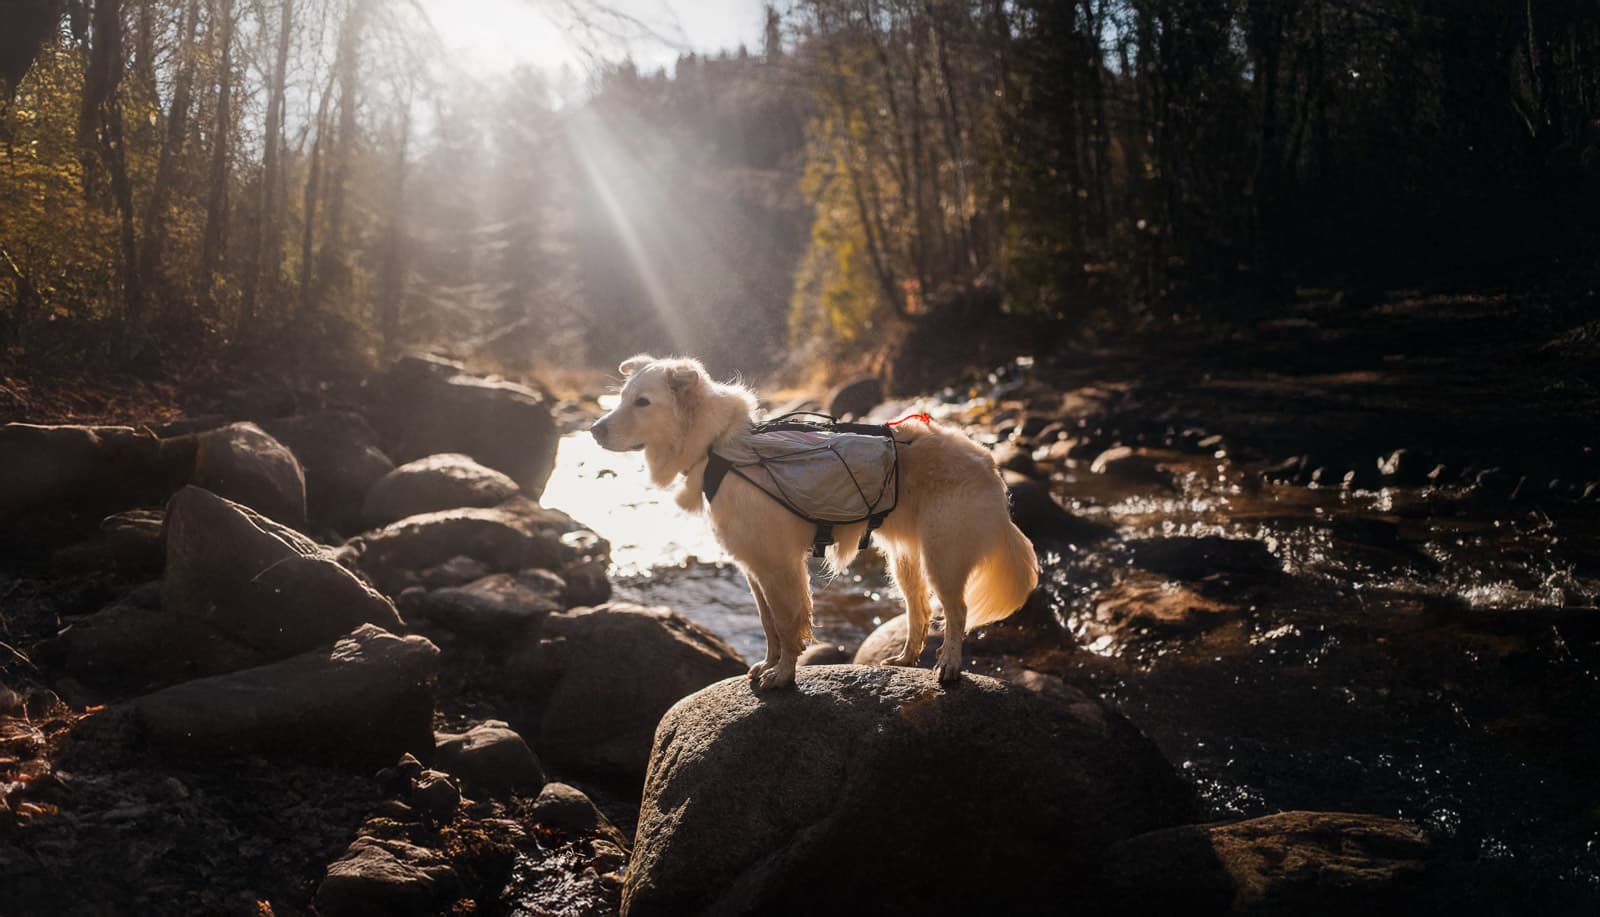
[419,0,581,73]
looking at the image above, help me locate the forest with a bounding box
[2,0,1594,387]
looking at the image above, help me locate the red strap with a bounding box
[887,412,932,427]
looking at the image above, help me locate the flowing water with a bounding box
[543,404,1600,910]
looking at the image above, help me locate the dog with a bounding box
[591,354,1039,689]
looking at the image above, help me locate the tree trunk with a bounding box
[376,100,412,360]
[136,0,202,301]
[197,0,235,313]
[240,0,293,339]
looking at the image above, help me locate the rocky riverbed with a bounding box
[3,294,1598,915]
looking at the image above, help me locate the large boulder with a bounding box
[507,603,746,781]
[191,422,308,527]
[1101,811,1438,915]
[825,377,884,420]
[361,453,520,529]
[0,423,194,553]
[343,498,582,596]
[314,836,459,916]
[162,486,402,669]
[36,602,197,693]
[129,624,439,769]
[260,412,395,533]
[379,358,559,499]
[623,666,1194,915]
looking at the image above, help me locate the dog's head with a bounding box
[591,354,709,454]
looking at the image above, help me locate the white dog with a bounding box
[591,355,1039,689]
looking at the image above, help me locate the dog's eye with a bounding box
[634,396,651,408]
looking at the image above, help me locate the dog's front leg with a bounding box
[751,558,810,690]
[745,572,781,681]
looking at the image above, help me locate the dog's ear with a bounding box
[666,362,706,398]
[619,354,655,377]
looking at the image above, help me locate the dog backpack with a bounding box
[701,412,923,558]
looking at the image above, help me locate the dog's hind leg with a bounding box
[927,557,969,683]
[883,548,933,666]
[751,557,811,690]
[745,572,781,681]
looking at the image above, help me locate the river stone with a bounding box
[434,720,546,797]
[623,666,1194,915]
[1128,536,1282,582]
[506,603,747,781]
[530,782,629,848]
[162,486,402,667]
[100,509,166,574]
[361,453,521,529]
[190,422,307,527]
[36,603,198,692]
[0,423,194,552]
[342,498,579,595]
[1006,476,1113,546]
[314,836,459,916]
[381,362,559,499]
[260,411,395,533]
[824,377,884,420]
[1101,811,1438,915]
[130,624,439,769]
[1090,573,1239,638]
[410,572,565,638]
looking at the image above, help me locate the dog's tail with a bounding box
[964,519,1039,627]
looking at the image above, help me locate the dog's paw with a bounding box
[747,661,770,680]
[935,653,963,683]
[879,653,918,667]
[757,664,796,690]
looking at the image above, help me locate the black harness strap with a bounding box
[703,450,734,502]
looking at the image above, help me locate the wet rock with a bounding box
[314,836,459,916]
[409,572,564,639]
[506,603,746,781]
[1006,476,1113,546]
[260,412,395,533]
[129,624,439,769]
[361,453,521,529]
[380,361,559,499]
[417,555,492,588]
[1090,445,1176,489]
[434,720,546,797]
[0,423,194,552]
[1128,536,1281,583]
[623,667,1194,914]
[100,509,166,574]
[192,422,307,527]
[1091,574,1239,637]
[797,643,853,666]
[530,782,629,848]
[1101,810,1437,916]
[561,558,613,608]
[825,377,884,420]
[163,486,402,668]
[342,499,578,596]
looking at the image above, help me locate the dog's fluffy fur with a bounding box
[591,355,1039,689]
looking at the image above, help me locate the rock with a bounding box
[380,361,559,499]
[343,499,579,596]
[1376,448,1432,487]
[824,377,884,420]
[561,558,613,608]
[417,555,492,588]
[130,624,439,769]
[1091,574,1239,637]
[530,782,630,848]
[434,720,546,797]
[1006,477,1113,546]
[191,422,308,527]
[36,603,195,692]
[261,412,395,533]
[410,770,460,824]
[852,614,942,668]
[163,486,402,668]
[1128,536,1281,583]
[100,509,166,574]
[361,453,520,529]
[797,643,853,666]
[410,572,564,638]
[507,603,746,781]
[992,441,1038,477]
[0,423,194,553]
[623,666,1194,914]
[1101,811,1437,916]
[314,836,458,916]
[1090,445,1176,489]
